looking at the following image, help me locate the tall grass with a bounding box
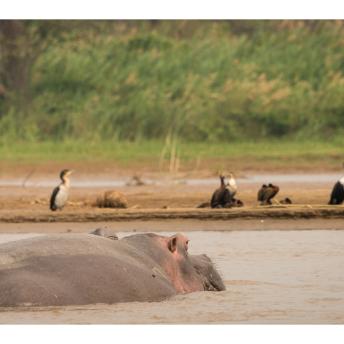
[1,20,344,144]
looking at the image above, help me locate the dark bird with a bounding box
[210,173,237,208]
[233,199,244,207]
[280,197,292,205]
[50,169,73,211]
[257,183,279,205]
[328,176,344,205]
[257,184,268,203]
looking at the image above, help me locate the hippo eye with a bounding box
[185,240,189,250]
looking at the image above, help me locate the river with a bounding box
[0,228,343,324]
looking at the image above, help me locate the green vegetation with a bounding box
[1,140,343,172]
[1,20,344,159]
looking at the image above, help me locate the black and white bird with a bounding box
[210,173,237,208]
[50,169,73,211]
[328,176,344,205]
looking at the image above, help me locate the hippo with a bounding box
[90,227,118,240]
[0,232,225,307]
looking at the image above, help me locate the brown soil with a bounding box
[0,162,343,224]
[0,162,344,222]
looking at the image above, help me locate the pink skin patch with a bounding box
[160,234,204,293]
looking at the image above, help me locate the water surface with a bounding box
[0,230,343,324]
[0,173,342,188]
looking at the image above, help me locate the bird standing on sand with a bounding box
[328,176,344,205]
[257,184,268,203]
[50,169,73,211]
[257,183,279,205]
[211,173,237,208]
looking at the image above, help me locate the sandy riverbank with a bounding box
[1,166,343,223]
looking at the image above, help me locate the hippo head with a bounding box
[122,232,225,295]
[164,233,226,293]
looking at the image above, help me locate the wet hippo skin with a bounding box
[0,233,225,307]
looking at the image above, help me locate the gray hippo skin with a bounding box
[0,233,225,307]
[90,227,118,240]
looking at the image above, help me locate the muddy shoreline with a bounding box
[1,205,344,224]
[1,169,343,224]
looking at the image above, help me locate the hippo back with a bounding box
[0,234,176,307]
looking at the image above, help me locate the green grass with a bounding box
[0,140,164,163]
[1,21,344,143]
[1,139,343,170]
[1,21,344,171]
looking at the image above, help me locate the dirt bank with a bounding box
[1,165,343,223]
[0,206,344,224]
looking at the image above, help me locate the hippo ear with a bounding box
[168,236,177,253]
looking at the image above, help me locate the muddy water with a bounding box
[0,173,342,188]
[0,229,344,324]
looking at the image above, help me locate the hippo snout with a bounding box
[190,254,226,292]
